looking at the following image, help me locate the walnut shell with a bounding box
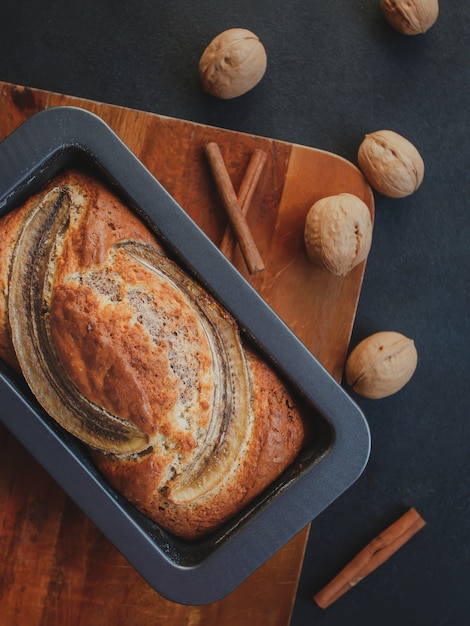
[357,130,424,198]
[346,331,418,399]
[198,28,267,99]
[381,0,439,35]
[304,193,373,277]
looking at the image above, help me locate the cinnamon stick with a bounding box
[314,507,426,609]
[204,142,265,274]
[219,148,267,258]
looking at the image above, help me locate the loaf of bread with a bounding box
[0,170,307,539]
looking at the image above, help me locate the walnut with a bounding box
[381,0,439,35]
[345,331,418,399]
[304,193,373,277]
[198,28,267,99]
[357,130,424,198]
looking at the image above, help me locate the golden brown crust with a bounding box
[92,349,305,539]
[0,169,307,540]
[0,169,157,369]
[91,350,305,539]
[49,247,215,443]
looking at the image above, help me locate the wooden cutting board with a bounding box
[0,81,373,626]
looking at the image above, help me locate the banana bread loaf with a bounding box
[0,169,307,539]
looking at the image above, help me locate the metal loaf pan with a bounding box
[0,106,370,605]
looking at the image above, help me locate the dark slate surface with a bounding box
[0,1,468,624]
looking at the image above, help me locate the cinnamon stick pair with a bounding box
[314,507,426,609]
[204,142,266,274]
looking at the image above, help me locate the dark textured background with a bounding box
[0,1,468,624]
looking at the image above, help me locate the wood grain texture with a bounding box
[0,81,373,625]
